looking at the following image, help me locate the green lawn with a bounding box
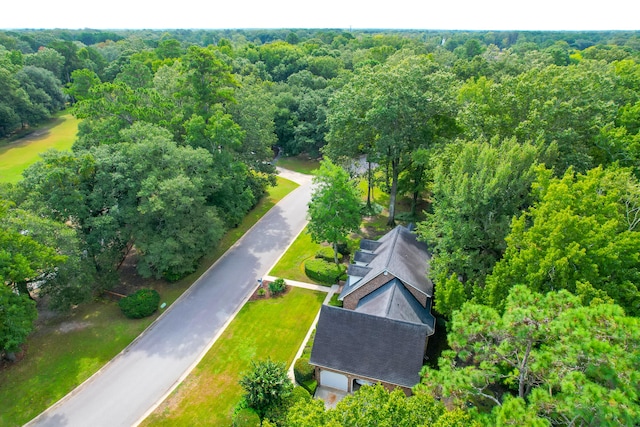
[269,227,324,283]
[0,113,79,184]
[0,176,298,427]
[142,287,325,426]
[0,302,156,427]
[276,155,320,175]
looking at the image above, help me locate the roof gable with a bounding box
[355,279,435,330]
[340,225,433,301]
[310,305,429,388]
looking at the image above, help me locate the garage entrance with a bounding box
[319,369,349,391]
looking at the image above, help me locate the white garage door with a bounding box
[320,370,349,391]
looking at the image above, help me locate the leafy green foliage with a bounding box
[314,246,341,262]
[239,359,293,418]
[268,278,286,295]
[293,358,316,395]
[303,259,346,285]
[118,289,160,319]
[293,358,314,384]
[326,53,460,225]
[417,286,640,426]
[307,160,361,265]
[417,137,540,316]
[486,165,640,314]
[0,284,36,355]
[286,384,478,427]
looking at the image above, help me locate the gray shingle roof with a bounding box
[355,278,435,332]
[359,239,382,252]
[310,305,430,388]
[340,225,433,301]
[354,251,377,264]
[347,264,372,277]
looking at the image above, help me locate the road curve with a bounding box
[27,169,312,427]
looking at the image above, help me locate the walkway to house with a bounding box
[266,275,347,409]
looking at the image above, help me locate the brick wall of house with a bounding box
[343,272,430,310]
[403,282,429,308]
[343,273,394,310]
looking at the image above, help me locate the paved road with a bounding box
[27,169,312,427]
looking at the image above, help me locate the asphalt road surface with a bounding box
[27,169,312,427]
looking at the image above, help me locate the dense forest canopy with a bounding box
[1,28,640,425]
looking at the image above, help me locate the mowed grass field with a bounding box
[142,287,325,426]
[0,114,79,184]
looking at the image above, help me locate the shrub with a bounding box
[328,293,343,307]
[290,386,311,403]
[301,379,317,396]
[304,259,346,284]
[315,246,342,262]
[118,289,160,319]
[232,408,261,427]
[257,288,266,297]
[268,278,286,295]
[293,357,315,385]
[239,359,293,417]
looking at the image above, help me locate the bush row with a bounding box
[315,246,342,262]
[304,258,346,284]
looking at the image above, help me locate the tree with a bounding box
[23,47,65,81]
[0,284,36,361]
[239,359,293,418]
[66,68,101,102]
[286,384,478,427]
[417,137,540,316]
[485,165,640,315]
[326,53,459,225]
[307,160,361,265]
[4,207,96,311]
[417,286,640,426]
[458,61,625,174]
[0,199,65,298]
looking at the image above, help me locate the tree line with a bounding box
[1,28,640,425]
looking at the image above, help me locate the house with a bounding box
[309,225,436,395]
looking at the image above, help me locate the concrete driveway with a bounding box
[27,169,312,427]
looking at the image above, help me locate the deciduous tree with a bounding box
[485,165,640,315]
[307,160,361,265]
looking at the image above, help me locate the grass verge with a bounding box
[141,287,325,426]
[269,227,324,284]
[0,113,79,184]
[0,176,298,427]
[276,155,320,175]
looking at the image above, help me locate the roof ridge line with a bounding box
[384,279,398,316]
[383,226,401,272]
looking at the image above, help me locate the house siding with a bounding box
[402,282,429,308]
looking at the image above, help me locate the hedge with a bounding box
[294,357,315,384]
[290,386,311,403]
[118,289,160,319]
[301,379,317,396]
[315,246,342,262]
[304,258,346,284]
